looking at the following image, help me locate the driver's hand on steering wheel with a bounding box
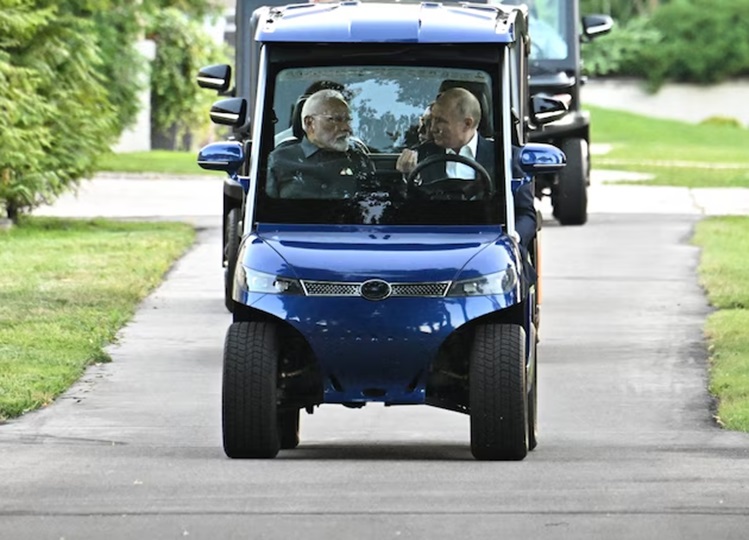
[396,149,418,174]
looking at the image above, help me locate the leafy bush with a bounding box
[622,0,749,88]
[148,8,229,150]
[0,1,117,222]
[583,17,660,77]
[700,116,745,129]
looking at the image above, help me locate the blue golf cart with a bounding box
[198,0,566,460]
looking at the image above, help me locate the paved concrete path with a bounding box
[34,170,749,221]
[2,170,747,539]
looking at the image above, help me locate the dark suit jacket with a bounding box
[415,137,537,248]
[267,138,375,199]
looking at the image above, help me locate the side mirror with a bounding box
[582,14,614,40]
[530,94,568,126]
[209,98,249,127]
[518,143,566,175]
[197,141,245,174]
[197,64,232,93]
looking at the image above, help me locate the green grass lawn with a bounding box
[589,105,749,188]
[588,106,749,430]
[3,106,748,432]
[0,217,195,422]
[693,216,749,431]
[97,150,211,176]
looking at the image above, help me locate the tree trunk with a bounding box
[6,202,19,224]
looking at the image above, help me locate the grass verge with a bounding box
[693,216,749,431]
[96,150,210,176]
[592,106,749,430]
[589,105,749,188]
[0,217,195,422]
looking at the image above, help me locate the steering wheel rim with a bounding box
[405,153,493,199]
[351,137,370,155]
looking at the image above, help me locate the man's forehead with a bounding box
[325,100,349,111]
[431,101,454,116]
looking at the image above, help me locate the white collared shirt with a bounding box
[445,132,479,179]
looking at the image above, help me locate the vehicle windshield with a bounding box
[488,0,572,65]
[256,61,509,227]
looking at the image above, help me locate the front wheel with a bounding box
[469,324,528,461]
[552,137,589,226]
[224,207,241,312]
[222,322,280,459]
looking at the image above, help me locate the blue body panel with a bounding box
[235,224,526,404]
[256,2,517,44]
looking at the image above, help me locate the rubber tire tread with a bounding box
[470,324,528,461]
[224,208,241,312]
[278,409,300,450]
[554,137,588,226]
[222,321,280,458]
[527,340,538,451]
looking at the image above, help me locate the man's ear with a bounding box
[303,116,314,132]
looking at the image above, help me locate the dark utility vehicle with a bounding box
[197,0,567,460]
[497,0,612,225]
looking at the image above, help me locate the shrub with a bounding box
[700,116,745,129]
[0,1,117,222]
[583,17,660,77]
[148,8,229,150]
[625,0,749,88]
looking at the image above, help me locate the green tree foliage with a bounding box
[582,17,661,77]
[148,7,229,150]
[635,0,749,87]
[0,0,224,221]
[0,0,116,221]
[583,0,749,88]
[580,0,667,24]
[148,0,215,17]
[61,0,217,136]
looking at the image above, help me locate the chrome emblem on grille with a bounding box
[360,279,392,301]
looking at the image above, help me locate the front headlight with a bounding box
[446,266,518,297]
[239,266,304,295]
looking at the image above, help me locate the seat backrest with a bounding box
[290,95,308,140]
[437,80,493,138]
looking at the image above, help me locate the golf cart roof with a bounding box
[256,1,523,43]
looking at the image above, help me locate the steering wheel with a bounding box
[405,154,493,200]
[351,137,370,155]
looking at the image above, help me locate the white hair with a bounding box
[301,89,347,122]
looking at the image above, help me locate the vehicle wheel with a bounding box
[527,331,538,451]
[224,208,241,312]
[469,324,528,461]
[278,409,300,450]
[222,321,280,458]
[552,137,588,226]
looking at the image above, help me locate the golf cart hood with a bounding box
[252,223,507,282]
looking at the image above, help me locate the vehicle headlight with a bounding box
[239,266,304,295]
[447,267,518,297]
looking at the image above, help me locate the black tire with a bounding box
[222,322,280,458]
[224,208,241,312]
[470,324,528,461]
[527,335,538,451]
[553,137,588,226]
[278,409,300,450]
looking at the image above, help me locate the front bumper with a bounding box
[240,291,521,404]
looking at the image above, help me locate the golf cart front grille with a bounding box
[300,280,450,298]
[390,282,449,297]
[302,281,360,296]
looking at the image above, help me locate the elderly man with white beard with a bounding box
[267,89,375,199]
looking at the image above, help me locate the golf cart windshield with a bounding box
[488,0,573,67]
[256,60,510,227]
